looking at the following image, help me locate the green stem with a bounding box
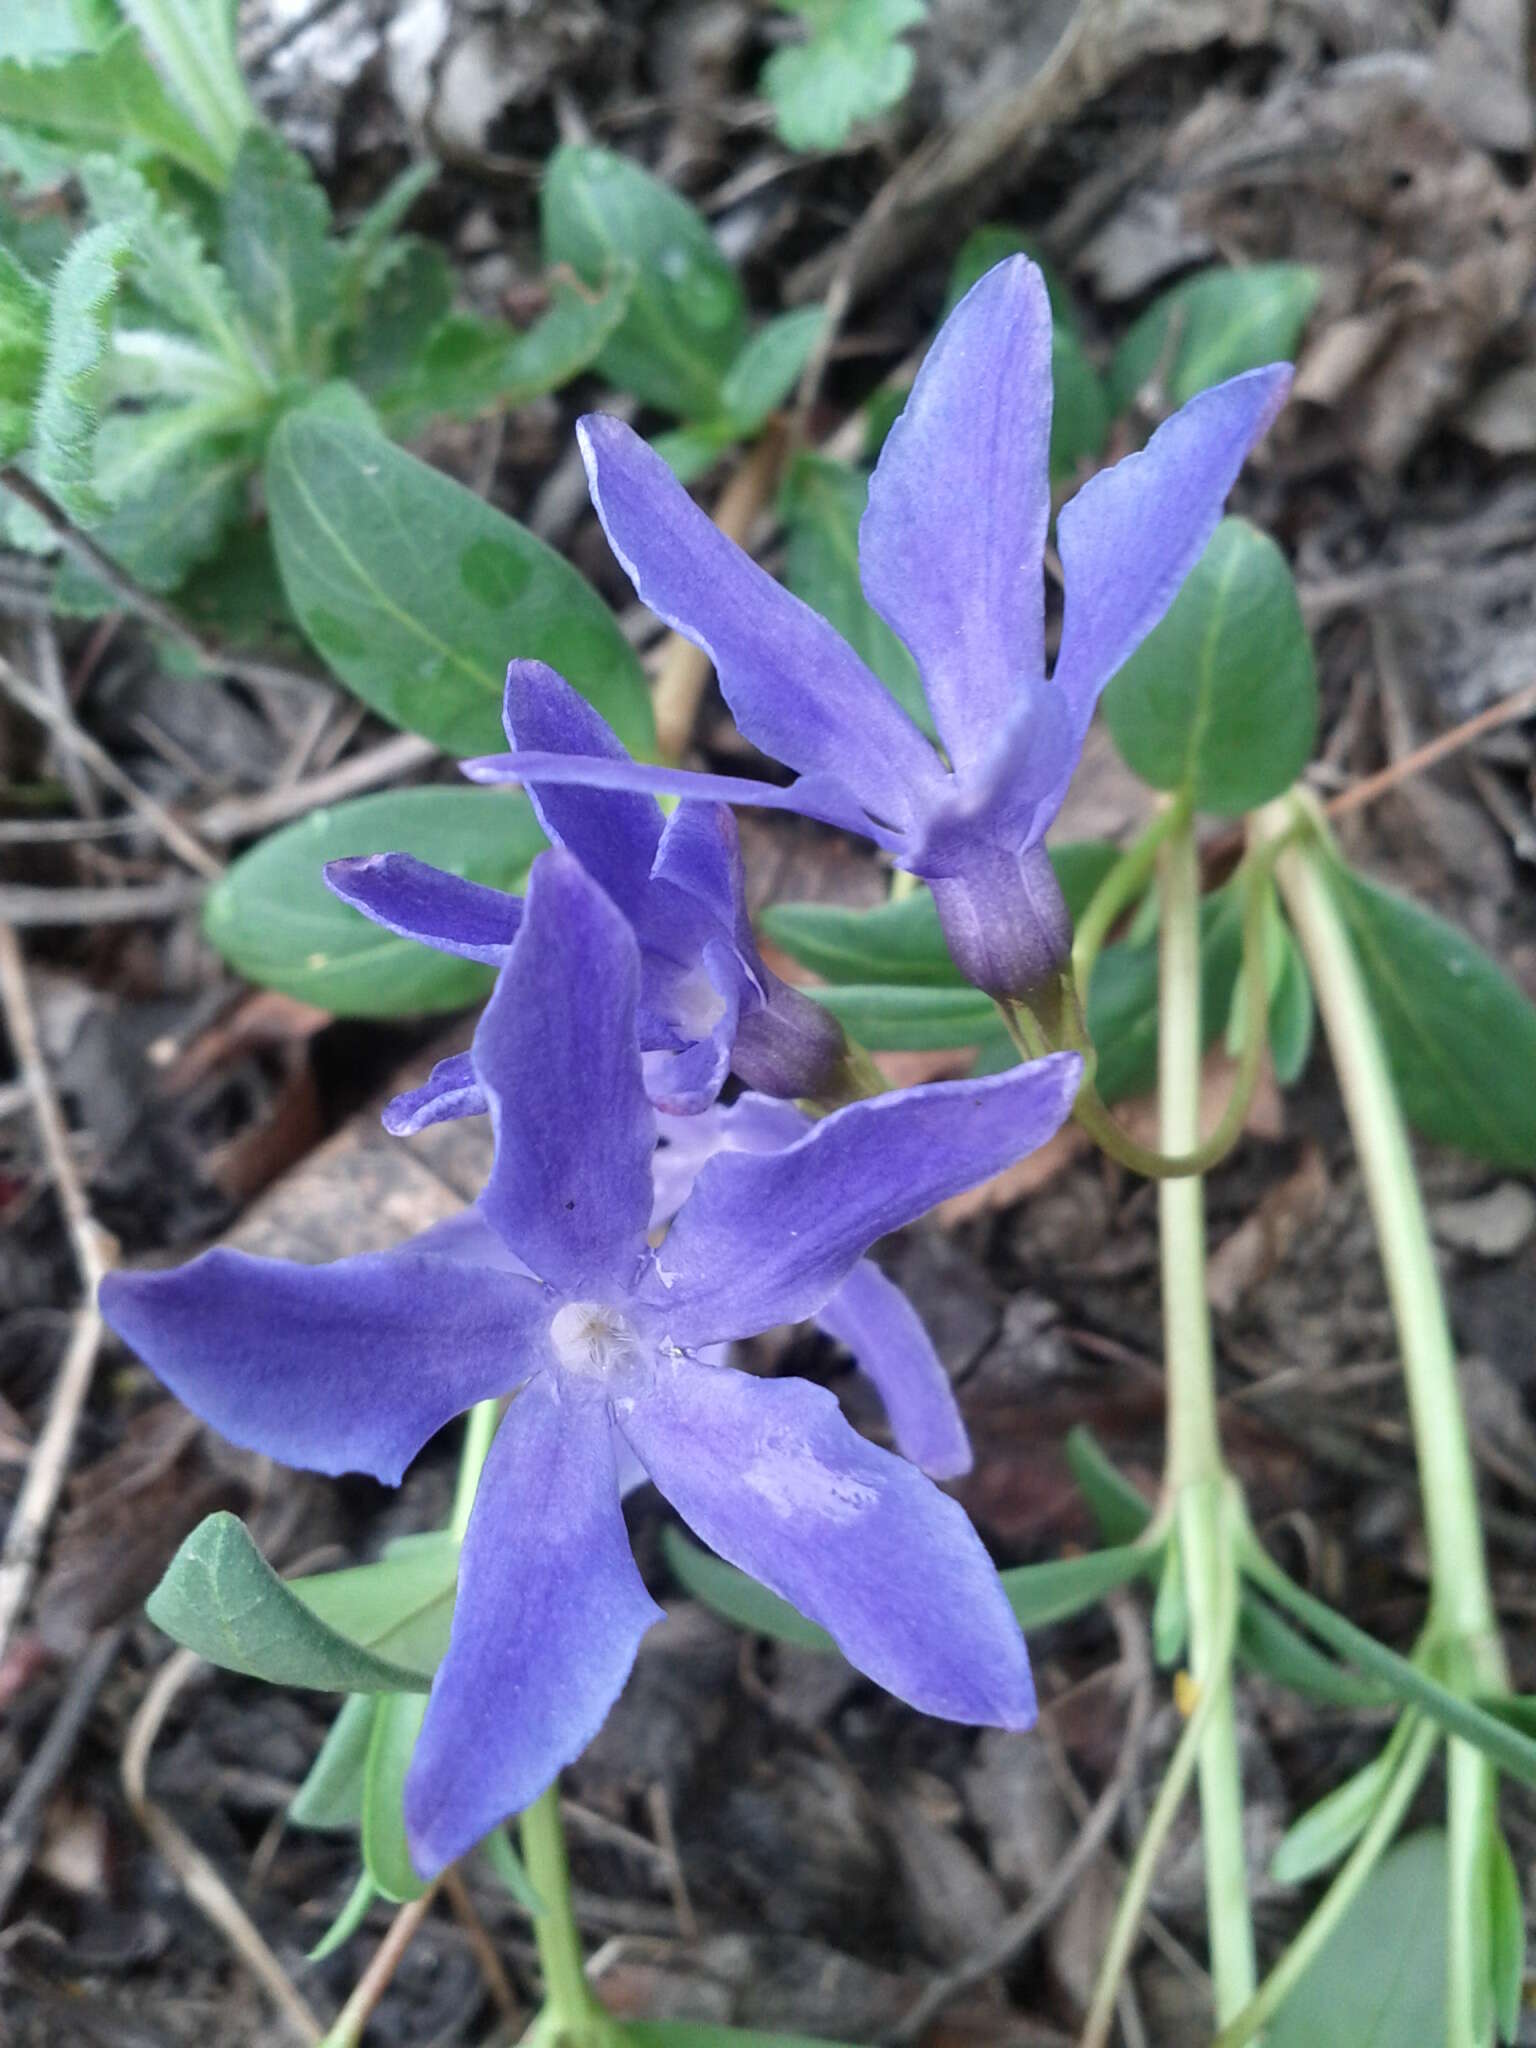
[1212,1714,1440,2048]
[1158,816,1255,2023]
[1071,794,1189,992]
[1081,1550,1242,2048]
[1260,792,1505,2048]
[519,1784,607,2045]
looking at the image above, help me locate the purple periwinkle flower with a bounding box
[101,850,1082,1874]
[326,672,848,1124]
[653,1095,971,1480]
[464,257,1292,1001]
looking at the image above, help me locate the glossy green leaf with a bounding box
[0,27,227,185]
[808,980,997,1051]
[375,266,636,437]
[662,1526,835,1653]
[146,1513,437,1692]
[542,145,744,419]
[308,1868,376,1961]
[290,1694,378,1831]
[293,1531,458,1678]
[1237,1595,1390,1709]
[1000,1544,1156,1629]
[1268,1831,1446,2048]
[720,307,826,426]
[1271,1737,1403,1886]
[31,223,126,523]
[1327,862,1536,1171]
[762,0,925,153]
[1487,1825,1525,2044]
[362,1690,429,1901]
[203,785,544,1015]
[1102,519,1318,814]
[0,246,47,458]
[219,127,337,377]
[1109,262,1320,412]
[1065,1426,1153,1544]
[778,452,930,733]
[266,392,654,756]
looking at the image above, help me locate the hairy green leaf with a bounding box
[266,392,654,756]
[117,0,255,167]
[0,245,47,457]
[1102,518,1318,814]
[54,431,247,599]
[762,0,925,152]
[204,785,545,1014]
[80,156,255,373]
[0,27,226,184]
[220,127,337,376]
[31,223,126,521]
[542,145,744,419]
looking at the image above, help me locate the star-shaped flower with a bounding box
[464,257,1291,1000]
[101,851,1080,1874]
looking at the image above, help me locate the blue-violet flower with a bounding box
[464,256,1292,1001]
[101,850,1081,1874]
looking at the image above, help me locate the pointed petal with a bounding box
[463,749,905,852]
[578,413,941,830]
[815,1260,970,1480]
[502,663,660,923]
[1052,365,1291,742]
[646,1053,1082,1345]
[860,258,1053,781]
[474,849,655,1294]
[642,945,741,1116]
[405,1378,662,1874]
[623,1358,1032,1726]
[325,853,522,965]
[382,1051,487,1136]
[99,1249,548,1485]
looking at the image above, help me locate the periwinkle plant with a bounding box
[105,255,1534,2048]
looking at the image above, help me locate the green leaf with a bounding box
[290,1694,378,1831]
[293,1531,458,1678]
[778,452,930,733]
[1266,915,1315,1085]
[203,785,545,1015]
[335,159,438,328]
[1065,1426,1153,1544]
[31,222,126,522]
[650,418,742,486]
[1237,1595,1391,1710]
[808,980,997,1051]
[1109,262,1320,412]
[219,127,337,377]
[479,1826,545,1916]
[265,392,654,757]
[375,265,636,437]
[1102,518,1318,815]
[762,0,925,152]
[1486,1824,1524,2044]
[342,236,453,397]
[1000,1544,1156,1629]
[626,2026,858,2048]
[0,28,227,185]
[1271,1737,1403,1886]
[362,1690,429,1901]
[719,307,826,428]
[146,1513,438,1692]
[1151,1538,1189,1665]
[542,145,745,419]
[79,156,254,373]
[1268,1831,1446,2048]
[308,1868,376,1961]
[1326,861,1536,1171]
[117,0,255,166]
[661,1526,835,1653]
[55,429,247,599]
[0,245,48,457]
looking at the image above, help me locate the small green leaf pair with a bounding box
[760,0,927,154]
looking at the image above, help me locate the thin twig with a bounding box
[197,730,439,843]
[122,1649,326,2045]
[0,659,223,879]
[0,468,328,701]
[0,926,116,1661]
[0,878,209,926]
[0,1624,128,1921]
[1325,674,1536,820]
[645,1781,698,1941]
[441,1866,521,2025]
[322,1881,442,2048]
[886,1597,1153,2046]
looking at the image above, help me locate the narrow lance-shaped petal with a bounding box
[382,1051,488,1136]
[814,1259,971,1481]
[99,1248,548,1486]
[405,1377,663,1875]
[325,852,523,965]
[647,1052,1082,1345]
[860,257,1054,781]
[621,1357,1032,1726]
[474,849,655,1295]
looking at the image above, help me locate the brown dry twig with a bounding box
[1325,674,1536,820]
[0,1623,128,1922]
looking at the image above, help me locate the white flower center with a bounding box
[550,1301,645,1379]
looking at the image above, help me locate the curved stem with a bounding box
[519,1785,611,2046]
[1080,1554,1241,2048]
[1072,793,1189,993]
[1211,1714,1439,2048]
[1158,816,1255,2022]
